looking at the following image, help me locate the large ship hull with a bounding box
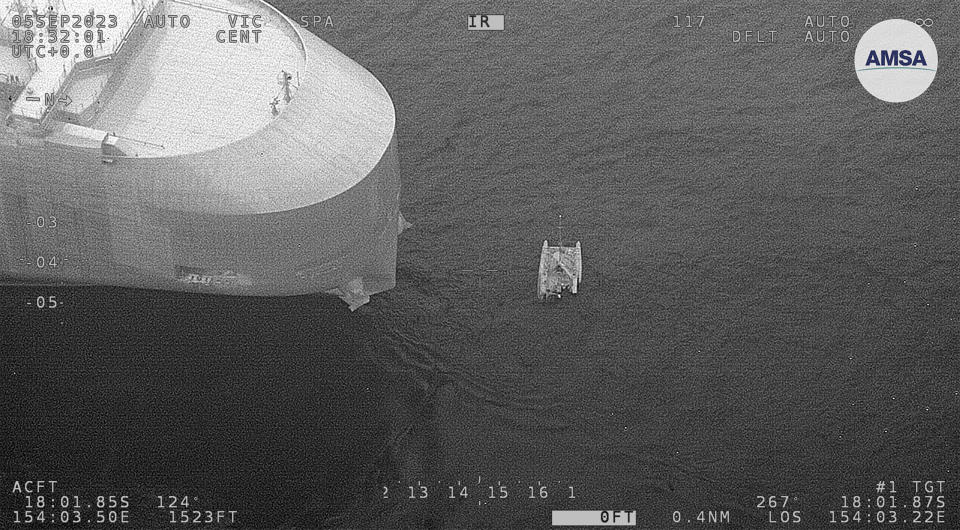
[0,0,403,309]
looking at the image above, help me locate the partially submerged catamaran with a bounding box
[537,215,581,301]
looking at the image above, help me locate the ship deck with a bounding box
[2,0,157,119]
[2,0,397,214]
[87,0,305,156]
[0,49,31,85]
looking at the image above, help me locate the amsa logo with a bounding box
[855,19,938,102]
[864,49,929,67]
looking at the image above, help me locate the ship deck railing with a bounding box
[169,0,245,16]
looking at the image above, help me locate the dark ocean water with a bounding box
[2,1,959,529]
[288,0,959,527]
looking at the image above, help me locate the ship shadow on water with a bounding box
[0,285,429,528]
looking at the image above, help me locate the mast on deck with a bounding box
[557,214,562,246]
